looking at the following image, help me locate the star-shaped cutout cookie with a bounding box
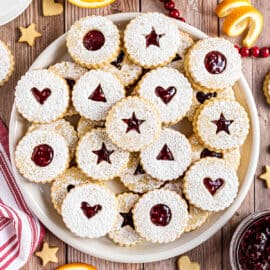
[35,242,59,266]
[19,23,41,47]
[259,165,270,188]
[178,256,200,270]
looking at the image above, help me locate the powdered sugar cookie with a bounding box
[51,167,91,214]
[124,13,180,68]
[263,71,270,104]
[106,96,161,152]
[183,158,239,212]
[67,16,120,68]
[15,69,69,123]
[137,67,193,125]
[76,128,129,181]
[133,189,188,243]
[0,40,14,86]
[72,70,125,121]
[193,99,249,151]
[140,128,191,181]
[15,130,70,183]
[62,183,117,238]
[77,117,105,138]
[108,193,143,246]
[119,153,163,193]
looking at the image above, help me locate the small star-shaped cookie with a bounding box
[19,23,41,47]
[35,242,59,266]
[259,165,270,188]
[177,256,200,270]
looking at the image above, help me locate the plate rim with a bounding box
[8,12,260,263]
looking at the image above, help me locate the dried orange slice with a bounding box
[67,0,115,8]
[222,6,263,48]
[56,263,97,270]
[215,0,251,17]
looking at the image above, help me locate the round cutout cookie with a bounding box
[0,40,14,86]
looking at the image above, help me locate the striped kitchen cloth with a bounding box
[0,119,44,270]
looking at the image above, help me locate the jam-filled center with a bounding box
[156,144,174,161]
[31,87,51,105]
[196,91,217,104]
[145,27,165,48]
[150,204,172,226]
[92,142,114,165]
[122,112,145,134]
[31,144,54,167]
[88,84,107,103]
[83,30,105,51]
[212,113,234,135]
[81,202,102,219]
[155,86,177,104]
[120,209,135,229]
[204,51,227,74]
[203,177,224,196]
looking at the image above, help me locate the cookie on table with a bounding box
[263,72,270,104]
[124,13,180,69]
[108,193,143,247]
[133,189,188,243]
[0,40,14,86]
[15,69,69,123]
[15,130,70,183]
[119,153,163,193]
[51,167,91,214]
[67,16,120,68]
[62,183,117,238]
[193,99,249,152]
[106,96,161,152]
[183,158,239,212]
[136,67,193,125]
[28,119,78,158]
[72,70,125,121]
[77,117,105,138]
[140,128,191,181]
[76,128,129,181]
[49,61,88,116]
[184,37,242,92]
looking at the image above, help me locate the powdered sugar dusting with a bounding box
[77,117,105,138]
[0,41,12,82]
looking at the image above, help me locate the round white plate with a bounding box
[0,0,32,26]
[9,13,260,263]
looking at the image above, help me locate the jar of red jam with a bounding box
[230,210,270,270]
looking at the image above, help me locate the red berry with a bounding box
[260,47,270,58]
[169,9,180,18]
[250,47,260,57]
[164,1,175,10]
[239,47,250,57]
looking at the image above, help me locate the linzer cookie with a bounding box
[0,40,14,86]
[15,69,69,123]
[193,99,249,151]
[15,130,70,183]
[184,37,242,92]
[140,128,191,181]
[183,158,239,212]
[136,67,193,125]
[124,13,180,68]
[51,167,91,214]
[76,128,129,181]
[106,96,161,152]
[263,72,270,104]
[62,184,117,238]
[67,16,120,68]
[77,117,105,138]
[108,193,143,247]
[72,70,125,121]
[133,189,188,243]
[119,153,163,193]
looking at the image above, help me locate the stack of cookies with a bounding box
[14,13,250,246]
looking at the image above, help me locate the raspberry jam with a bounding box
[83,30,105,51]
[31,144,54,167]
[150,204,172,226]
[155,86,177,104]
[156,144,174,161]
[88,84,107,103]
[67,184,75,192]
[31,87,51,105]
[134,163,145,175]
[120,210,135,229]
[203,177,224,196]
[111,50,125,69]
[145,27,164,48]
[196,91,217,104]
[81,202,102,219]
[212,113,234,135]
[204,51,227,74]
[92,142,114,164]
[200,148,223,159]
[122,112,145,134]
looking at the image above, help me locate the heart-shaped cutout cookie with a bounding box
[31,87,51,105]
[43,0,63,17]
[81,202,102,219]
[203,177,224,196]
[155,86,177,104]
[178,256,200,270]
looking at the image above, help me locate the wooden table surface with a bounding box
[0,0,269,269]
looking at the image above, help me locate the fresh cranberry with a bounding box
[169,9,180,18]
[67,184,75,192]
[164,1,175,10]
[156,144,174,161]
[203,177,224,195]
[200,148,223,159]
[260,47,270,58]
[122,112,145,134]
[134,163,145,175]
[31,144,54,167]
[211,113,234,135]
[145,27,164,48]
[150,204,172,226]
[250,47,260,57]
[204,51,227,74]
[81,202,102,219]
[83,30,105,51]
[88,84,107,103]
[31,87,51,105]
[92,142,114,164]
[120,210,135,229]
[240,47,250,57]
[155,86,177,104]
[196,91,217,104]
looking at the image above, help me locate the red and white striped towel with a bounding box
[0,119,44,270]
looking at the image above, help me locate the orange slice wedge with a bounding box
[56,263,97,270]
[67,0,115,8]
[215,0,251,17]
[222,6,264,48]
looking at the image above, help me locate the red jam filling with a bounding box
[92,142,114,164]
[120,210,135,229]
[134,163,146,175]
[156,144,174,161]
[122,112,145,134]
[67,184,75,192]
[81,202,102,219]
[200,148,223,159]
[204,51,227,74]
[145,27,164,48]
[155,86,177,104]
[150,204,172,226]
[212,113,234,135]
[88,84,107,103]
[66,79,76,90]
[83,30,105,51]
[237,215,270,270]
[31,144,54,167]
[203,177,224,196]
[31,87,51,105]
[111,50,125,70]
[196,91,217,104]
